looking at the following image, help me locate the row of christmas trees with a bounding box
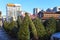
[3,13,60,40]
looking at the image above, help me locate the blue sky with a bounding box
[0,0,60,15]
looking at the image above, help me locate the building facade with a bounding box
[53,7,60,12]
[0,11,2,27]
[2,15,6,22]
[17,11,25,17]
[43,12,60,17]
[37,11,60,20]
[33,8,40,15]
[6,4,21,22]
[46,8,53,12]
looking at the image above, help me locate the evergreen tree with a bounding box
[46,17,56,35]
[28,15,38,40]
[56,20,60,32]
[17,16,22,33]
[33,18,46,39]
[3,21,9,31]
[17,16,22,28]
[8,21,17,31]
[18,13,30,40]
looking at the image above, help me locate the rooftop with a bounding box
[7,4,21,7]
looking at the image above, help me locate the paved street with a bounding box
[0,27,11,40]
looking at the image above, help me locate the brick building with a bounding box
[38,12,60,20]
